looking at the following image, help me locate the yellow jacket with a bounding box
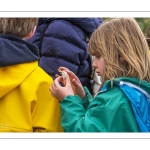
[0,61,63,132]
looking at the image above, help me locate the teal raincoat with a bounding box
[60,77,150,132]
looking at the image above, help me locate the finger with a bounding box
[50,81,56,91]
[58,67,78,80]
[58,67,70,72]
[55,74,60,78]
[49,88,57,99]
[52,78,61,89]
[72,78,79,86]
[65,73,72,86]
[49,86,54,95]
[58,68,75,79]
[66,70,79,80]
[55,76,64,83]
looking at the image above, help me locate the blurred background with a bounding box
[102,18,150,35]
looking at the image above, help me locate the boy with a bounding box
[0,18,63,132]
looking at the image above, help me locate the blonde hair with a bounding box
[88,18,150,88]
[0,18,38,38]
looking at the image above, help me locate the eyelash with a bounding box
[95,56,100,59]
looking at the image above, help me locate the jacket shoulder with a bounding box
[31,66,53,83]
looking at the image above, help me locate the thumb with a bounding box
[65,73,72,87]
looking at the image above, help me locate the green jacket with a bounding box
[59,77,150,132]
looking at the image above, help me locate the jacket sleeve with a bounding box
[60,86,139,132]
[82,86,93,109]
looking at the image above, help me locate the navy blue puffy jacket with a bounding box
[26,18,103,93]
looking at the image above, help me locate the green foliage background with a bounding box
[102,18,150,35]
[135,18,150,35]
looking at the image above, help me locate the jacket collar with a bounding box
[0,34,39,67]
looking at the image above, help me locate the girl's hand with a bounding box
[50,73,74,102]
[57,67,86,99]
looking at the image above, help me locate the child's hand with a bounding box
[57,67,86,99]
[50,73,74,102]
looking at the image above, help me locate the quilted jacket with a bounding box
[26,18,103,93]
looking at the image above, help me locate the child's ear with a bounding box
[25,26,36,39]
[119,55,125,63]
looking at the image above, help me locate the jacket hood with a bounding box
[38,18,103,36]
[0,34,39,98]
[104,77,150,94]
[0,61,38,98]
[0,34,39,67]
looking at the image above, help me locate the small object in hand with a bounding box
[58,70,68,80]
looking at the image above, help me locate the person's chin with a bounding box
[96,72,100,76]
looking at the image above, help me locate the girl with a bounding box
[50,18,150,132]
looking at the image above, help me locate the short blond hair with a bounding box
[0,18,38,38]
[88,18,150,87]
